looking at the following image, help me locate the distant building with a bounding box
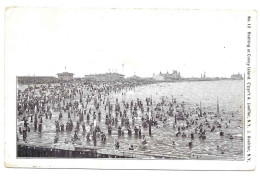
[153,70,181,81]
[231,73,243,80]
[57,72,74,81]
[153,75,165,81]
[201,72,206,78]
[84,73,124,82]
[127,74,142,81]
[17,76,58,85]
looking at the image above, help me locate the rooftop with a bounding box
[85,72,124,77]
[57,72,74,76]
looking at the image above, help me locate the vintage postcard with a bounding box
[4,7,257,170]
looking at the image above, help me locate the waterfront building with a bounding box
[17,76,58,85]
[201,72,207,78]
[84,72,125,82]
[57,72,74,81]
[231,73,243,80]
[153,70,181,81]
[153,74,165,81]
[127,74,142,81]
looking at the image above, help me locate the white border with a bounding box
[2,2,257,171]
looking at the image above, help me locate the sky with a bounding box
[5,8,247,78]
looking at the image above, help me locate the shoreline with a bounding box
[17,77,243,87]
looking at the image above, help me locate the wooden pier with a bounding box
[17,144,131,158]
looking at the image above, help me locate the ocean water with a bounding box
[17,80,244,160]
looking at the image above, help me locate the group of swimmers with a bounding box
[17,79,238,156]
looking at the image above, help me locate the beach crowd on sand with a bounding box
[17,79,239,157]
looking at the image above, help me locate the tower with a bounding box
[122,64,124,75]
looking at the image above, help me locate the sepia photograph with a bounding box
[4,7,256,170]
